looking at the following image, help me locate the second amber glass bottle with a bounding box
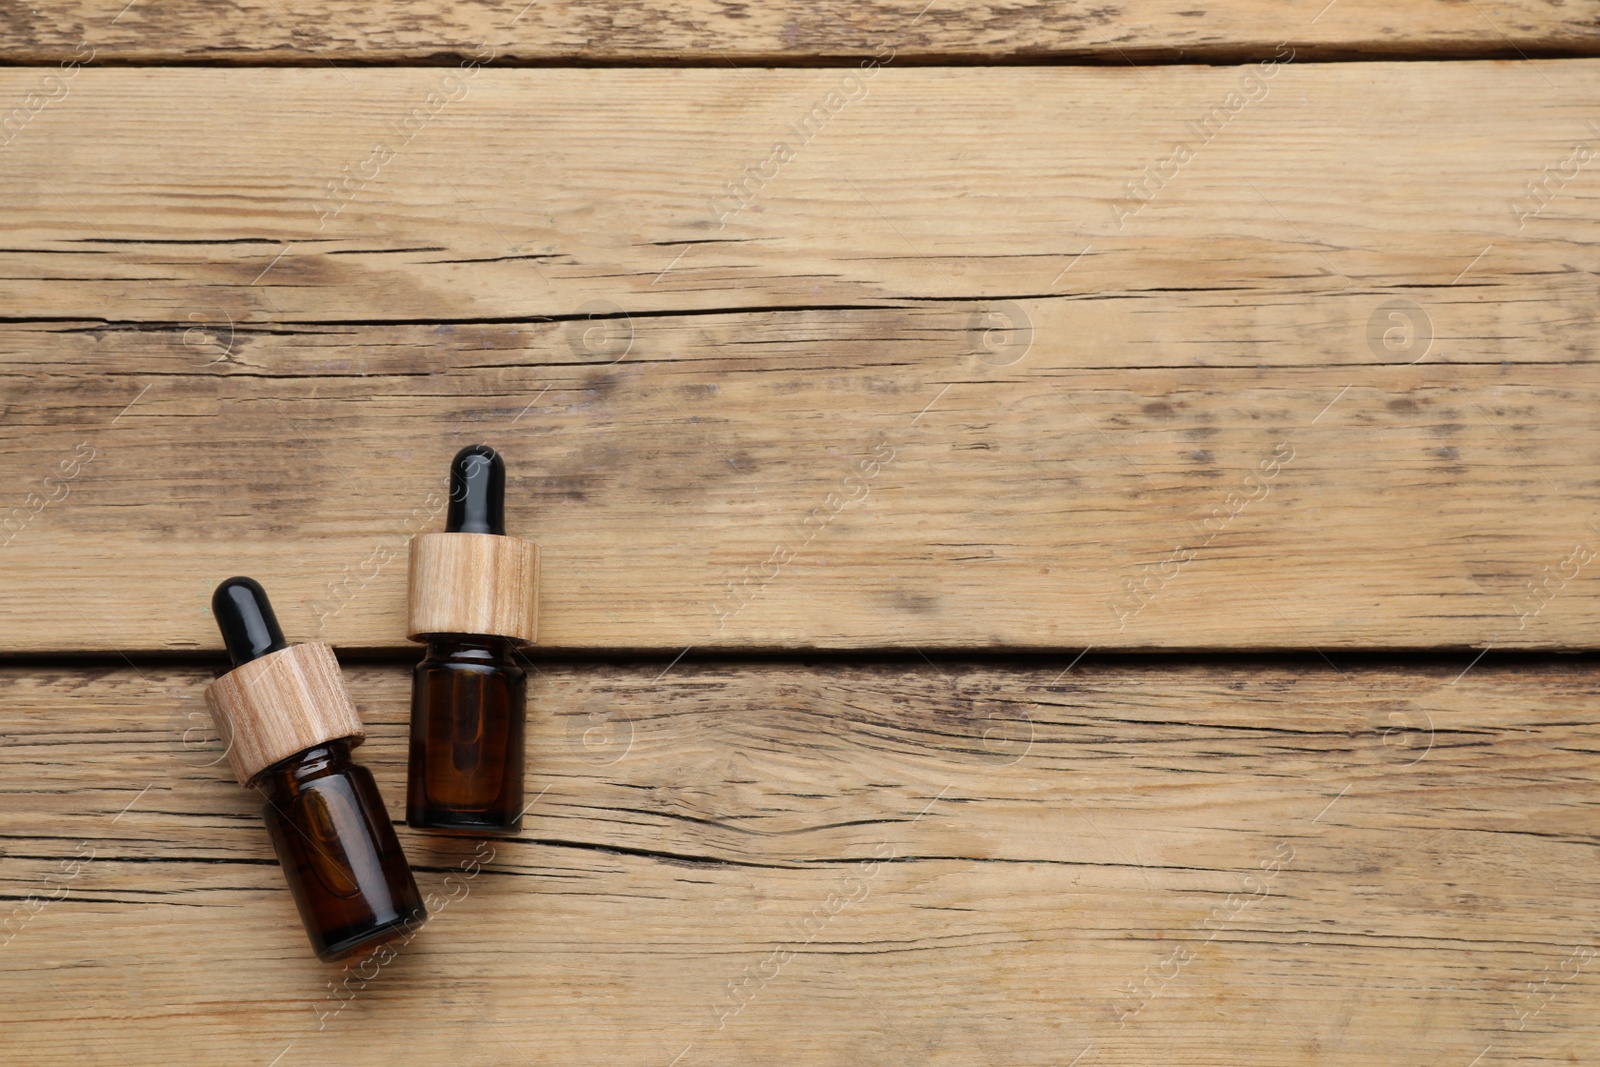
[406,445,539,835]
[206,577,427,961]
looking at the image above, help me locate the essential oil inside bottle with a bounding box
[257,739,428,961]
[410,634,528,833]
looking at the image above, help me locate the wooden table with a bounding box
[4,5,1599,1064]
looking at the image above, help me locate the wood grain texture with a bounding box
[6,324,1600,656]
[2,659,1598,1065]
[204,642,367,785]
[1,0,1598,64]
[2,63,1599,654]
[2,64,1598,322]
[408,532,540,643]
[6,9,1595,1067]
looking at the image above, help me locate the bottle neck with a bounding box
[422,634,517,664]
[251,738,356,794]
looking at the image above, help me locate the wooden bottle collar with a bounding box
[204,642,366,787]
[406,531,539,644]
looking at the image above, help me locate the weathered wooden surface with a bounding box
[6,4,1599,1066]
[2,63,1599,653]
[3,65,1598,323]
[2,659,1597,1065]
[3,326,1598,655]
[2,0,1598,64]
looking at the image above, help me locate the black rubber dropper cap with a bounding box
[446,444,506,535]
[212,577,289,668]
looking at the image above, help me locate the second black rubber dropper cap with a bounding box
[213,577,289,667]
[446,444,506,536]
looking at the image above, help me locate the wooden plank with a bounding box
[3,63,1598,653]
[3,65,1599,323]
[3,325,1598,655]
[2,0,1598,64]
[2,660,1597,1064]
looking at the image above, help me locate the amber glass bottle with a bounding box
[406,446,539,836]
[409,635,527,833]
[207,577,427,961]
[257,739,427,961]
